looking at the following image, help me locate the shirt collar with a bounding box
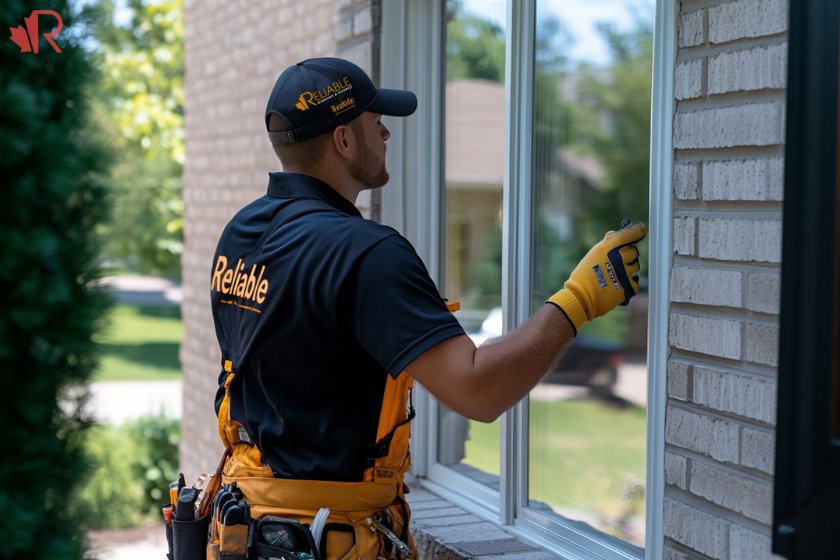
[266,172,362,217]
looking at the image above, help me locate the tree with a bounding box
[92,0,184,278]
[0,1,112,557]
[574,24,653,254]
[445,0,506,84]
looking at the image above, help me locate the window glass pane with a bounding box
[528,0,654,546]
[437,0,506,487]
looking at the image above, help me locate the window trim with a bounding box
[644,1,677,558]
[503,0,537,528]
[380,0,675,557]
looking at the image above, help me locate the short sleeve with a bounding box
[342,235,466,377]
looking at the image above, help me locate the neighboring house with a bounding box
[180,1,836,559]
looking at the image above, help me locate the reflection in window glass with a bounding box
[528,0,653,546]
[437,0,505,485]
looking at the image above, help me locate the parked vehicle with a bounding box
[468,307,623,395]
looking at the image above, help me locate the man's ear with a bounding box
[331,125,354,160]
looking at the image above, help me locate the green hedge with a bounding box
[0,1,112,558]
[74,414,181,529]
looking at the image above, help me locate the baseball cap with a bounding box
[265,57,417,145]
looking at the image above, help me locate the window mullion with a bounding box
[645,0,677,557]
[501,0,537,527]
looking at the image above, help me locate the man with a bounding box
[208,57,645,558]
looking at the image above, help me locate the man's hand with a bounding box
[548,220,647,333]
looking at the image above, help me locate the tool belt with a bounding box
[165,343,446,560]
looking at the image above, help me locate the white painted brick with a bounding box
[353,6,373,35]
[709,44,787,94]
[663,546,690,560]
[689,461,773,523]
[334,17,353,42]
[664,498,730,560]
[675,59,704,100]
[747,271,781,314]
[730,524,778,560]
[693,366,776,424]
[665,452,688,489]
[669,312,742,360]
[336,39,372,75]
[678,9,705,48]
[666,405,740,463]
[741,427,775,474]
[709,0,788,44]
[698,218,782,263]
[668,360,691,401]
[670,266,742,307]
[673,216,697,256]
[674,102,784,149]
[745,323,779,366]
[702,158,784,201]
[674,163,699,200]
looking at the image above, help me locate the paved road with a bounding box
[101,275,182,306]
[86,380,182,424]
[531,363,648,407]
[85,526,168,560]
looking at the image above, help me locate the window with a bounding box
[380,0,675,557]
[438,0,506,492]
[526,0,652,546]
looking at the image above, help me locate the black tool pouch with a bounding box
[246,516,321,560]
[172,511,212,560]
[164,520,174,560]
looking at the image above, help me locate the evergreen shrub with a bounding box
[0,1,112,557]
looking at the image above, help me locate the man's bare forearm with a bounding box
[407,304,575,423]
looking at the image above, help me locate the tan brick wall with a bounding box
[180,0,380,480]
[665,0,787,558]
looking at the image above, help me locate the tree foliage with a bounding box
[91,0,184,277]
[575,24,653,236]
[0,1,111,557]
[445,0,506,84]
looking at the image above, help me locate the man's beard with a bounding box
[349,132,389,189]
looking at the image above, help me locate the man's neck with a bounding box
[282,166,362,205]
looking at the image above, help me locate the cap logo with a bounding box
[331,98,355,115]
[295,76,354,112]
[295,93,316,111]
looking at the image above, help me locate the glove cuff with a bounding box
[547,289,587,333]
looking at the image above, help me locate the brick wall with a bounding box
[665,0,787,558]
[180,0,379,480]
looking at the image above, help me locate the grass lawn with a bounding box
[93,305,183,381]
[463,398,646,520]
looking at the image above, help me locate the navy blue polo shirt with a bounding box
[211,172,465,481]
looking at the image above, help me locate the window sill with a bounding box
[407,487,565,560]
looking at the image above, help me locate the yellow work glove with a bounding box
[547,220,648,333]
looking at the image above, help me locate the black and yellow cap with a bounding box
[265,57,417,145]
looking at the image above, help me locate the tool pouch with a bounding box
[230,498,417,560]
[173,512,212,560]
[246,515,321,560]
[209,520,248,560]
[165,520,174,560]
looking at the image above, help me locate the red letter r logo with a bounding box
[9,10,63,53]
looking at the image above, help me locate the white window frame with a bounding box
[380,1,675,558]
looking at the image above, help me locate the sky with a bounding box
[461,0,654,67]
